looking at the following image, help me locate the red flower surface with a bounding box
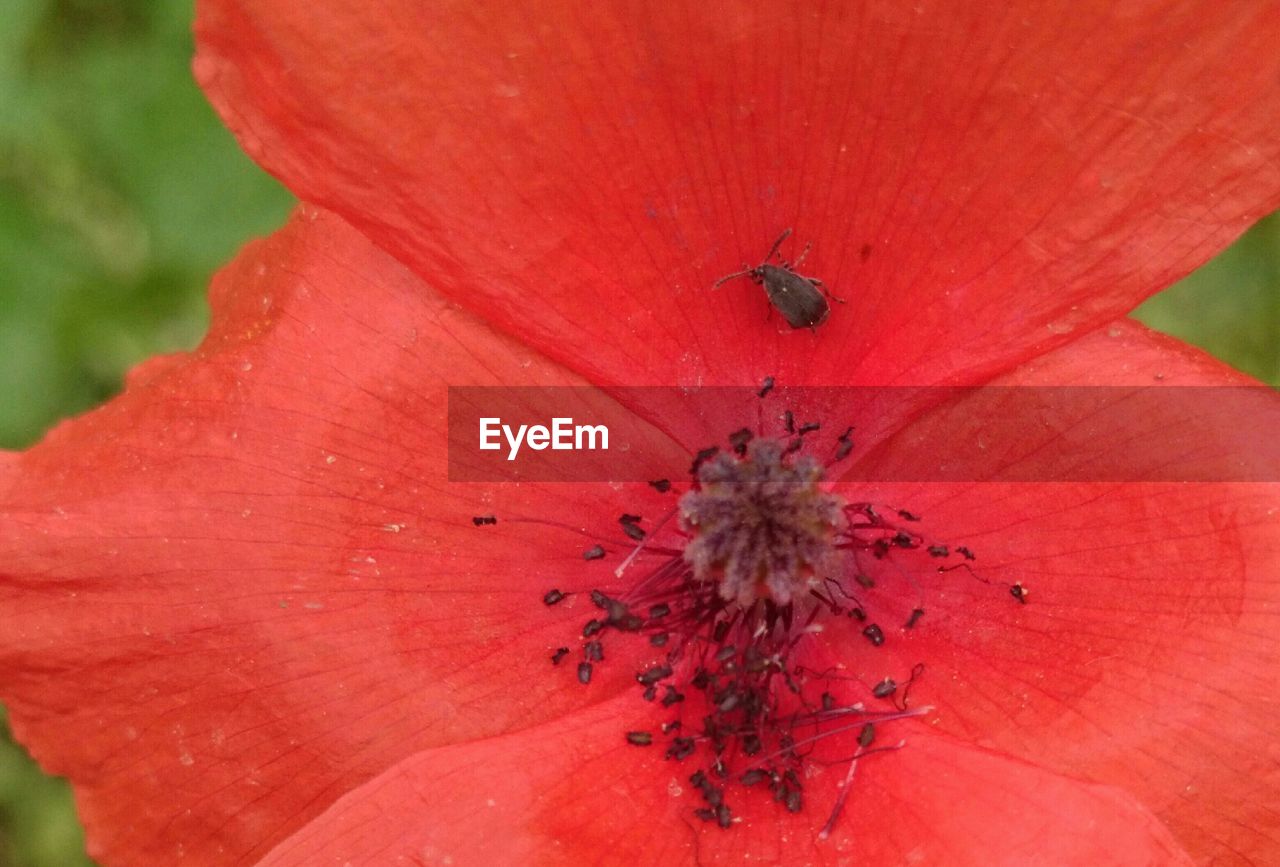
[3,1,1280,865]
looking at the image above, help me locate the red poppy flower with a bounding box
[4,1,1280,865]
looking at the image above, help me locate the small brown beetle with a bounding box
[714,228,843,329]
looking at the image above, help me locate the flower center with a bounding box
[503,400,1023,835]
[681,439,844,607]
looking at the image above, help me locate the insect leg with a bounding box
[819,284,848,304]
[792,241,812,268]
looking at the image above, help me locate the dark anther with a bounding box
[584,640,604,662]
[648,603,671,619]
[666,737,695,760]
[740,769,767,786]
[797,421,821,435]
[898,509,921,521]
[784,787,803,813]
[873,677,897,698]
[1011,583,1029,604]
[582,619,603,637]
[604,599,642,631]
[691,446,720,474]
[661,685,685,707]
[650,632,669,647]
[716,804,732,829]
[712,620,731,642]
[758,376,775,398]
[858,723,875,748]
[590,589,609,608]
[542,589,566,606]
[619,514,646,541]
[784,437,803,455]
[699,783,724,808]
[695,808,715,823]
[642,685,657,701]
[892,532,914,548]
[848,606,867,621]
[957,546,976,560]
[821,692,835,711]
[583,545,606,561]
[834,426,854,461]
[626,731,654,746]
[638,664,673,686]
[471,515,497,526]
[928,545,949,558]
[783,410,796,434]
[577,662,593,684]
[905,608,925,629]
[863,624,885,646]
[649,478,672,493]
[729,427,753,456]
[742,733,762,755]
[550,647,569,665]
[854,573,875,589]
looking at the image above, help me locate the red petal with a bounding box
[253,696,1194,866]
[0,208,683,865]
[194,1,1280,387]
[819,323,1280,861]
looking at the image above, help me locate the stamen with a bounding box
[517,403,1022,832]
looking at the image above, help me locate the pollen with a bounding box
[680,439,844,606]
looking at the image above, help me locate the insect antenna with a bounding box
[764,227,793,261]
[713,268,755,288]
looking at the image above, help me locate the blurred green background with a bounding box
[0,2,1277,865]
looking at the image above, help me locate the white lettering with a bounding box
[552,417,573,449]
[576,424,608,451]
[526,425,551,451]
[479,418,501,450]
[479,418,610,461]
[503,424,527,461]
